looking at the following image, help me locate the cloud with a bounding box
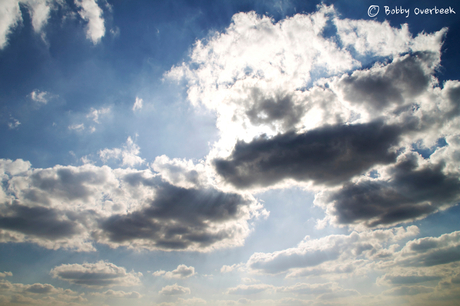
[22,0,53,34]
[132,97,143,111]
[30,89,51,104]
[50,261,142,288]
[226,284,274,295]
[98,177,261,251]
[0,0,109,49]
[75,0,105,44]
[0,279,85,304]
[0,158,264,252]
[315,153,460,228]
[220,263,245,273]
[7,117,20,129]
[377,271,442,286]
[99,137,146,167]
[247,226,418,274]
[213,120,403,190]
[0,272,12,278]
[68,123,85,131]
[152,155,207,188]
[394,231,460,267]
[0,1,20,49]
[159,283,191,295]
[86,106,110,123]
[280,282,334,295]
[383,285,434,296]
[166,4,457,230]
[92,289,142,298]
[177,297,207,305]
[153,264,196,279]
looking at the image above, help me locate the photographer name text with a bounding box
[368,5,456,18]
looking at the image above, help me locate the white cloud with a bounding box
[22,0,53,33]
[86,106,110,123]
[68,123,85,131]
[0,272,12,278]
[50,261,142,288]
[0,0,22,49]
[91,289,142,298]
[159,283,191,295]
[153,264,196,279]
[75,0,105,44]
[0,0,108,49]
[247,226,419,275]
[7,117,20,129]
[177,297,207,305]
[99,136,145,167]
[132,96,143,111]
[30,89,51,104]
[226,284,274,295]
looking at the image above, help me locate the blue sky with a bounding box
[1,0,460,305]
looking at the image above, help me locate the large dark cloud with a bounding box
[324,154,460,227]
[214,120,403,189]
[0,202,79,239]
[99,178,253,250]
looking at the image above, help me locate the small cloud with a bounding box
[8,117,20,129]
[50,261,141,288]
[30,90,51,104]
[159,283,191,296]
[132,96,143,111]
[86,107,110,123]
[153,264,196,279]
[75,0,106,44]
[68,123,85,131]
[0,272,12,278]
[99,136,145,167]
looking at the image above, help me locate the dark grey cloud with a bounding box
[0,202,79,239]
[339,53,432,111]
[324,154,460,227]
[28,167,107,202]
[214,120,403,189]
[99,178,253,250]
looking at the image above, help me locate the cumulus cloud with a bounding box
[0,279,85,304]
[159,283,191,295]
[153,264,196,279]
[213,120,403,190]
[0,158,264,252]
[99,137,146,167]
[166,4,459,230]
[0,272,12,278]
[247,226,419,275]
[50,261,141,288]
[75,0,105,44]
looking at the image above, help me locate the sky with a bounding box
[0,0,460,305]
